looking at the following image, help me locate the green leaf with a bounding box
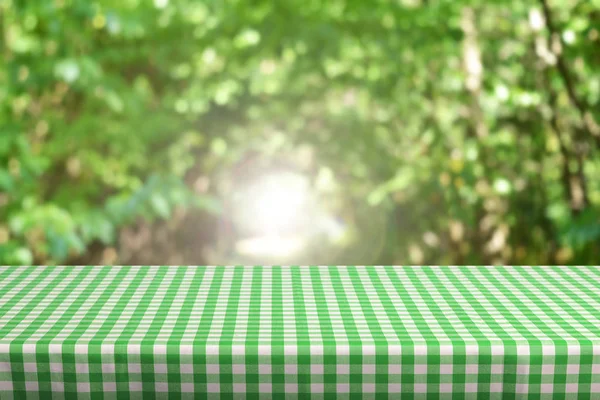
[368,169,414,206]
[150,194,171,218]
[0,170,14,191]
[13,248,33,265]
[54,59,80,83]
[192,195,222,215]
[493,178,511,195]
[105,91,125,113]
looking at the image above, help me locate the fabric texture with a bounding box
[0,265,599,399]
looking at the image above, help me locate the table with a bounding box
[1,266,599,399]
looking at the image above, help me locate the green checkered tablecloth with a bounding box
[1,266,599,399]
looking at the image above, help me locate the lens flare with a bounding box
[225,168,350,263]
[232,170,312,237]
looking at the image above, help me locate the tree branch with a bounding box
[539,0,600,146]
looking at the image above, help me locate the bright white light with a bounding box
[235,236,307,259]
[233,171,312,237]
[154,0,169,9]
[228,169,347,262]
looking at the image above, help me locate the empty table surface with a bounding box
[0,266,599,399]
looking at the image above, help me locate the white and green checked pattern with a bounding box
[1,266,600,399]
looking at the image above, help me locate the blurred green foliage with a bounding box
[1,0,599,265]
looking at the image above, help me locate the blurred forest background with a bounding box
[1,0,599,266]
